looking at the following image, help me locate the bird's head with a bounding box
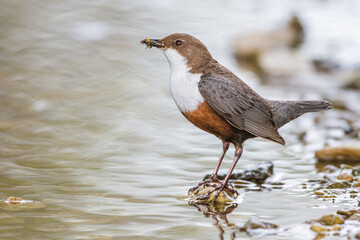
[141,33,212,71]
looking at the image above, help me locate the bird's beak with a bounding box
[140,38,164,49]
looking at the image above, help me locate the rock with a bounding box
[337,209,360,218]
[310,224,330,234]
[204,161,273,183]
[325,181,351,189]
[315,142,360,163]
[320,214,344,226]
[337,173,353,182]
[239,218,278,236]
[187,183,236,204]
[348,213,360,221]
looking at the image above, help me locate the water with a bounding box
[0,0,359,239]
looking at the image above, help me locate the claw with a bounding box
[188,174,222,194]
[210,183,239,203]
[189,177,238,203]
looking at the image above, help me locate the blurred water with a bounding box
[0,0,359,239]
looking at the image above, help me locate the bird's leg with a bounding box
[188,141,230,194]
[210,141,230,181]
[210,146,243,202]
[195,146,242,201]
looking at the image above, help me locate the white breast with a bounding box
[162,49,204,113]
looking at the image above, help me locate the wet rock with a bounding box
[308,214,344,236]
[308,164,360,205]
[325,181,351,189]
[310,224,331,234]
[241,218,278,230]
[320,214,344,226]
[337,209,360,218]
[315,142,360,163]
[239,218,278,236]
[308,211,360,239]
[348,213,360,221]
[232,161,273,182]
[205,161,273,183]
[336,209,360,221]
[187,184,236,205]
[337,173,353,182]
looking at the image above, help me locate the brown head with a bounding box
[141,33,213,72]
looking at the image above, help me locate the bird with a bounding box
[140,33,332,202]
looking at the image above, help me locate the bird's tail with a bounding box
[270,100,332,128]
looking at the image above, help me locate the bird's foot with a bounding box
[196,181,238,202]
[188,174,222,194]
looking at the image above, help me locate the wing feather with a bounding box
[198,74,285,145]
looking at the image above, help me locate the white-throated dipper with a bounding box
[141,33,331,202]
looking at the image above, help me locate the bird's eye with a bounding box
[175,40,183,46]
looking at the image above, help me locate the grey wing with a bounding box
[198,74,285,145]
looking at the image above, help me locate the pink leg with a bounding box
[211,146,243,202]
[188,141,230,194]
[212,141,230,177]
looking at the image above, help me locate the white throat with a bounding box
[162,48,204,113]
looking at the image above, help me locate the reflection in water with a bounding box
[191,203,238,240]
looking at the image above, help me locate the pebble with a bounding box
[337,173,354,182]
[320,214,344,226]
